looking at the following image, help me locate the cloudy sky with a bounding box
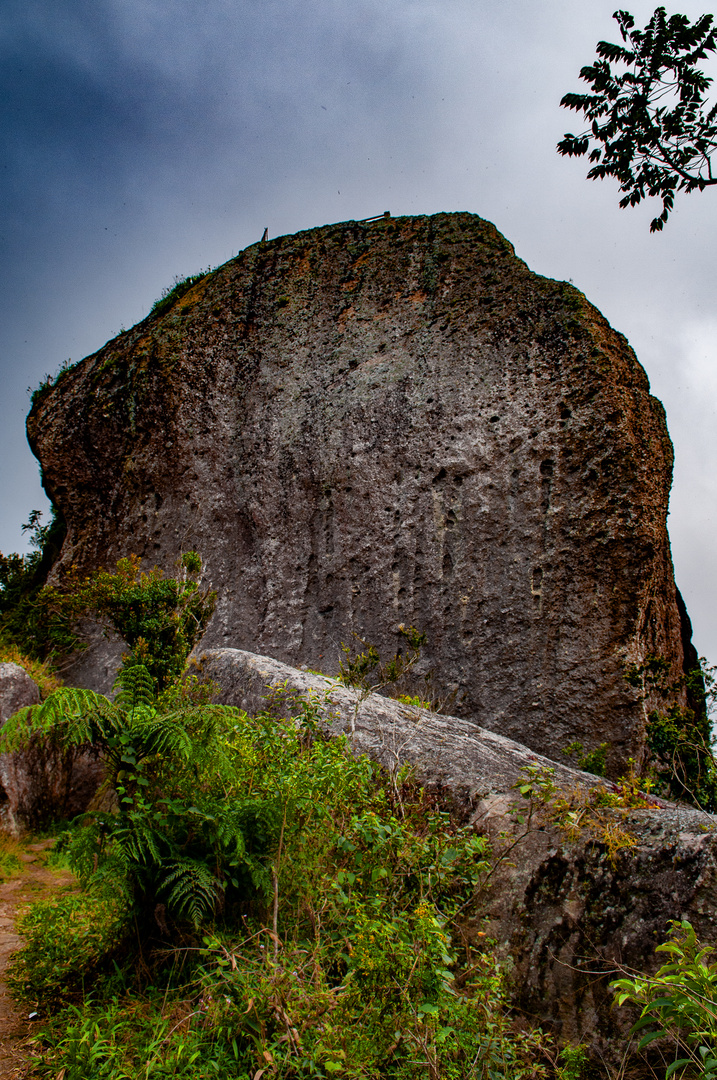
[3,0,717,661]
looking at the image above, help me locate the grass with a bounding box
[0,834,23,881]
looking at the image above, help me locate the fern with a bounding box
[0,662,280,933]
[0,687,115,752]
[128,714,193,761]
[159,858,224,927]
[115,664,156,712]
[100,813,167,876]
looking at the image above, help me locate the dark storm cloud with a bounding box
[1,0,438,214]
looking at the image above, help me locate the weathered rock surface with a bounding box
[198,647,717,1072]
[477,791,717,1071]
[0,663,103,833]
[0,665,39,723]
[29,212,693,769]
[196,647,606,804]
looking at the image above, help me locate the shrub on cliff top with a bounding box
[149,270,210,318]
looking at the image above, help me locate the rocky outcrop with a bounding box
[29,212,692,770]
[0,664,39,722]
[195,647,606,804]
[0,663,103,833]
[196,647,717,1072]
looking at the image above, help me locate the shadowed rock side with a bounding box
[198,647,717,1075]
[0,663,103,833]
[28,212,691,769]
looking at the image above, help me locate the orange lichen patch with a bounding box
[349,250,372,271]
[174,273,213,314]
[337,305,355,332]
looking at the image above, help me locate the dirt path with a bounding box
[0,842,74,1079]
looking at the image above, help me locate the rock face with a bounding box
[29,212,693,769]
[197,648,717,1073]
[0,663,40,722]
[0,662,103,833]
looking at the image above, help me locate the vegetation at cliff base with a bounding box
[3,551,717,1078]
[0,507,66,664]
[4,681,555,1078]
[612,920,717,1080]
[625,654,717,812]
[40,551,216,690]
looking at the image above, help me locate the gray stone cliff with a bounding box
[28,212,694,770]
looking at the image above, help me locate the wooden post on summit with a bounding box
[261,228,268,242]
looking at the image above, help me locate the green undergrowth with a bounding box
[0,834,23,881]
[0,507,68,665]
[14,697,557,1079]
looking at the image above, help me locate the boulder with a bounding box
[0,662,39,719]
[196,646,717,1072]
[0,662,103,833]
[28,212,695,770]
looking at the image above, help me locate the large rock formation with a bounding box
[28,212,693,769]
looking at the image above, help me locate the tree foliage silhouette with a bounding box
[558,7,717,230]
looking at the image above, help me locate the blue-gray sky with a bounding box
[3,0,717,661]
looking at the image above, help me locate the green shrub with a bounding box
[40,551,216,690]
[21,695,552,1078]
[8,892,128,1006]
[625,655,717,811]
[9,563,552,1078]
[0,507,67,661]
[612,920,717,1079]
[562,740,608,777]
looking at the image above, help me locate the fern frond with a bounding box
[213,811,247,860]
[115,665,155,713]
[108,816,166,868]
[159,858,224,927]
[0,688,118,752]
[131,716,193,761]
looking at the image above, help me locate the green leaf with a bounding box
[637,1030,665,1051]
[666,1059,694,1078]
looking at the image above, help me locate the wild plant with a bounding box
[625,655,717,812]
[40,551,216,690]
[612,920,717,1080]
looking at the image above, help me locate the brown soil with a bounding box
[0,841,74,1079]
